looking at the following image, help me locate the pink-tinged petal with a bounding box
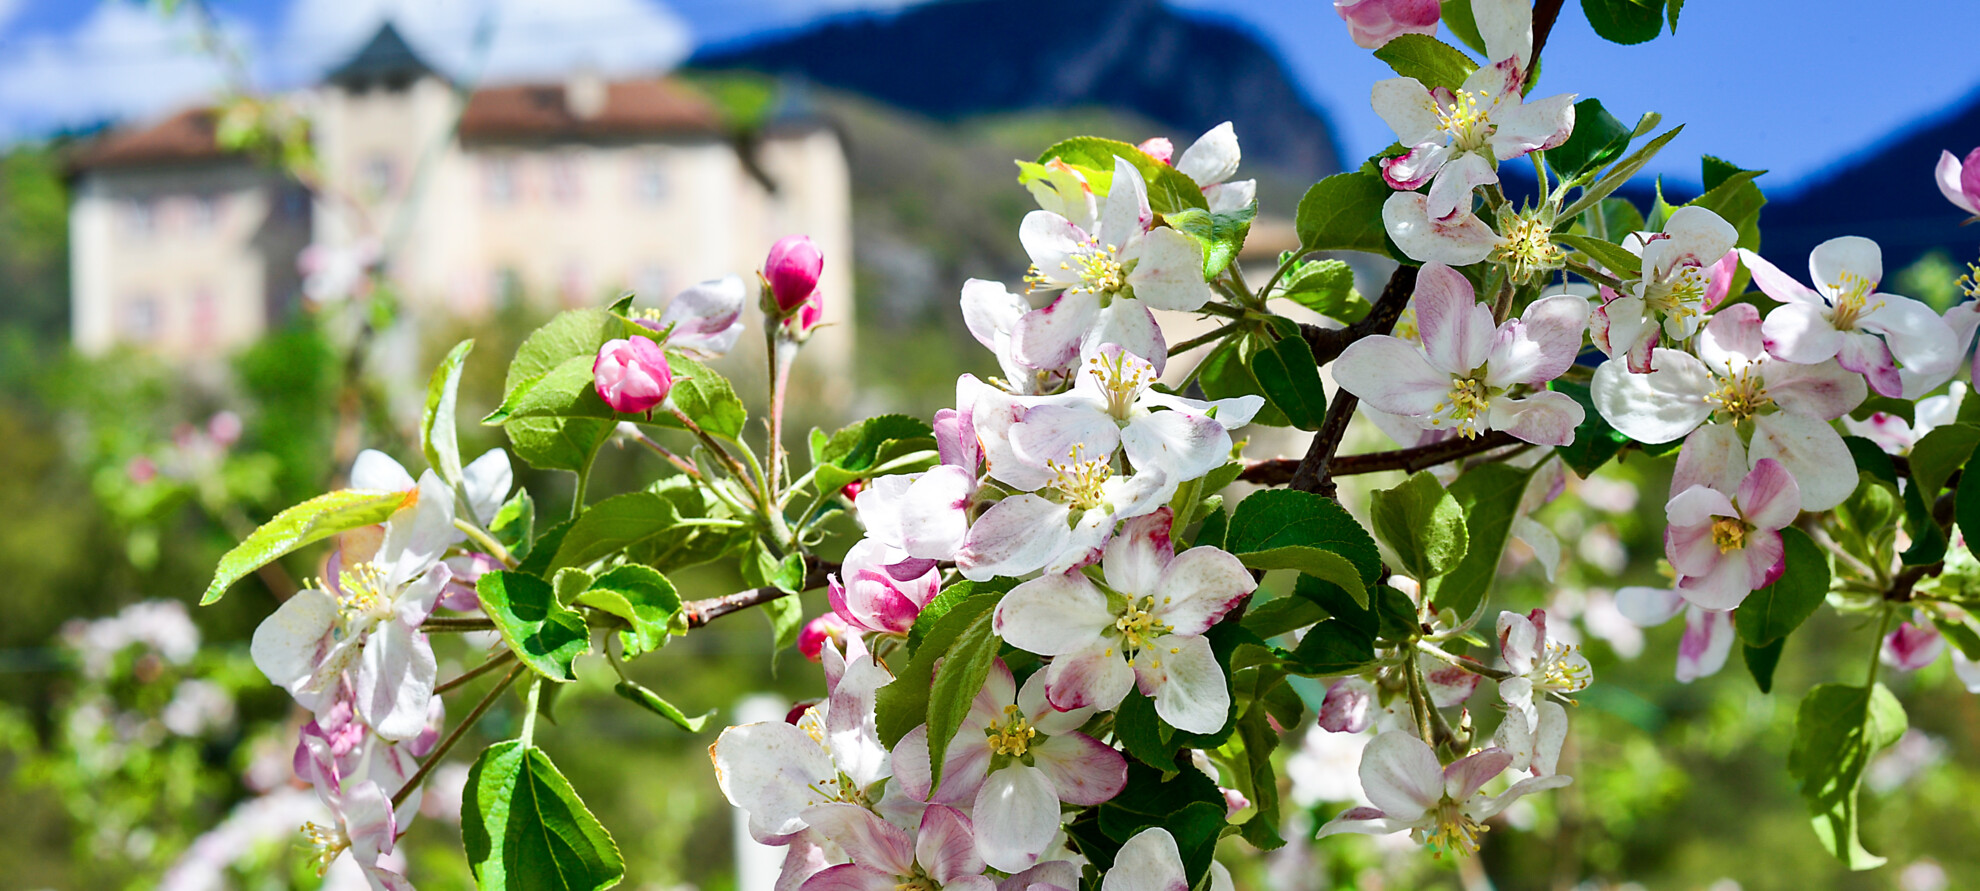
[1472,0,1533,66]
[1459,53,1523,101]
[1939,150,1980,215]
[1667,483,1738,528]
[995,572,1112,656]
[1497,610,1540,674]
[1490,92,1577,159]
[974,764,1061,873]
[899,466,976,561]
[656,275,747,357]
[1143,633,1230,734]
[1022,671,1092,734]
[1810,236,1883,297]
[1120,409,1232,483]
[1318,677,1376,732]
[1383,192,1499,266]
[1488,293,1588,386]
[1836,332,1903,397]
[1032,732,1129,806]
[1370,77,1442,146]
[1961,147,1980,209]
[1703,250,1739,312]
[1675,607,1734,683]
[1009,403,1120,473]
[1314,806,1415,839]
[1528,700,1569,776]
[1764,359,1868,420]
[1337,0,1442,50]
[712,722,835,842]
[803,804,917,876]
[800,863,902,891]
[1381,141,1452,190]
[1488,391,1584,446]
[1671,423,1748,498]
[960,278,1026,352]
[1741,528,1787,590]
[1862,293,1960,377]
[1357,730,1444,820]
[1147,546,1255,635]
[1676,546,1759,610]
[1749,413,1856,511]
[1762,303,1845,365]
[1425,662,1481,707]
[980,659,1018,716]
[1084,300,1169,375]
[340,779,398,866]
[1100,158,1155,246]
[1738,459,1802,531]
[1334,336,1452,416]
[1443,747,1514,801]
[1665,520,1724,580]
[1043,641,1136,712]
[1012,292,1101,373]
[1738,248,1823,306]
[250,587,339,694]
[1412,262,1490,372]
[1614,586,1685,627]
[1426,151,1498,220]
[916,805,985,882]
[1100,828,1192,891]
[1699,302,1766,366]
[1103,508,1175,600]
[1122,227,1212,312]
[1882,622,1946,672]
[1654,208,1740,274]
[956,495,1071,582]
[357,621,437,742]
[1590,351,1714,444]
[1592,293,1652,367]
[1468,774,1573,821]
[890,724,990,806]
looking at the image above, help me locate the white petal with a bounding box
[1414,262,1493,374]
[1121,410,1232,483]
[1333,337,1451,416]
[1144,634,1230,734]
[1356,731,1443,820]
[1013,292,1101,373]
[957,496,1071,582]
[1123,228,1212,312]
[1487,391,1584,446]
[1864,294,1960,376]
[1487,293,1588,387]
[1176,121,1240,187]
[1425,152,1498,220]
[1383,192,1499,266]
[1590,352,1713,444]
[1019,211,1088,286]
[461,449,513,527]
[711,722,834,842]
[1810,236,1883,297]
[994,573,1113,656]
[1370,77,1441,146]
[1490,92,1577,159]
[1084,301,1169,375]
[898,467,976,561]
[1738,248,1823,307]
[1749,413,1856,511]
[357,621,437,741]
[1762,303,1844,364]
[961,278,1028,351]
[1614,586,1685,627]
[974,765,1062,874]
[1009,403,1120,472]
[1100,828,1191,891]
[1472,0,1533,65]
[1102,508,1175,600]
[351,449,415,492]
[1099,158,1154,248]
[1670,423,1746,497]
[1148,546,1256,636]
[1764,359,1868,420]
[1666,485,1738,528]
[250,588,339,692]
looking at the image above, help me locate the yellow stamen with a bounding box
[1704,362,1773,422]
[1046,445,1113,513]
[1435,89,1494,152]
[985,704,1038,757]
[1711,516,1749,554]
[1827,269,1883,332]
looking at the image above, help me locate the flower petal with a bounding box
[1383,192,1499,266]
[1490,91,1576,159]
[1425,151,1498,220]
[1043,641,1136,712]
[1370,77,1442,146]
[916,805,985,883]
[1675,606,1735,682]
[1120,409,1233,483]
[1938,150,1980,215]
[1590,351,1712,444]
[1671,422,1748,497]
[957,495,1071,582]
[1764,359,1868,420]
[1148,546,1257,636]
[1176,121,1240,187]
[1863,293,1960,377]
[1334,336,1452,417]
[1738,248,1823,307]
[1123,227,1212,312]
[1443,747,1514,801]
[1032,732,1129,806]
[351,449,416,492]
[974,764,1062,873]
[1487,390,1584,446]
[357,620,437,742]
[1738,458,1802,531]
[1762,303,1844,364]
[1100,828,1191,891]
[1103,507,1175,601]
[803,803,917,877]
[1666,485,1738,528]
[712,722,834,842]
[250,587,339,694]
[1487,293,1588,387]
[1357,731,1444,820]
[1084,300,1170,375]
[1413,262,1492,373]
[1749,412,1857,511]
[1810,235,1883,297]
[1019,211,1087,287]
[1013,292,1101,373]
[1100,158,1154,247]
[1613,585,1685,626]
[1144,633,1231,734]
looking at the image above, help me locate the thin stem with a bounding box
[571,462,592,522]
[1167,322,1242,359]
[424,617,498,632]
[520,677,543,747]
[669,405,765,507]
[1867,606,1895,687]
[1196,301,1245,320]
[1256,249,1305,304]
[1289,265,1421,496]
[767,331,796,500]
[622,424,701,478]
[1403,648,1436,745]
[393,661,523,808]
[454,519,517,569]
[1418,640,1515,681]
[435,650,517,695]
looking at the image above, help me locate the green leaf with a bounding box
[1295,171,1395,256]
[1165,204,1256,279]
[1227,489,1383,583]
[641,351,747,441]
[1581,0,1667,45]
[612,681,711,732]
[548,491,686,571]
[478,571,590,682]
[463,741,625,891]
[1843,435,1902,491]
[1902,477,1948,566]
[1788,683,1906,869]
[1249,331,1327,431]
[498,310,621,473]
[813,414,937,473]
[1735,527,1830,647]
[905,579,1014,654]
[1667,0,1684,30]
[423,339,475,490]
[1237,547,1366,606]
[1561,125,1685,220]
[1424,462,1536,618]
[488,355,614,425]
[876,590,1000,747]
[1035,136,1208,215]
[1546,99,1631,181]
[1744,637,1785,694]
[1296,576,1418,643]
[1959,454,1980,560]
[924,606,1001,795]
[1275,257,1366,322]
[515,519,574,579]
[762,593,805,654]
[1086,761,1227,884]
[575,565,683,656]
[1556,232,1645,277]
[1372,33,1478,91]
[1113,689,1179,767]
[1198,336,1289,428]
[492,489,537,557]
[1283,620,1377,676]
[1370,471,1468,582]
[1550,378,1629,475]
[1909,422,1980,495]
[1440,0,1487,53]
[1241,594,1327,640]
[202,489,411,605]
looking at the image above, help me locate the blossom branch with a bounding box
[434,650,517,695]
[1530,0,1569,67]
[682,559,837,628]
[1239,430,1522,485]
[1290,262,1418,495]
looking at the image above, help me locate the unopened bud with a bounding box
[592,337,674,414]
[797,612,852,662]
[781,292,824,340]
[763,235,824,313]
[1137,136,1175,166]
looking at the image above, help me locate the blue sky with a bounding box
[2,0,1976,191]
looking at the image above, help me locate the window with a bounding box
[362,154,400,199]
[635,155,668,205]
[124,295,161,341]
[483,156,517,206]
[548,154,583,206]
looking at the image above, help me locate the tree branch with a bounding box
[1531,0,1568,66]
[1289,265,1420,495]
[1241,430,1521,486]
[682,560,837,629]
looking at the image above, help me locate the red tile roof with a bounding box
[69,108,238,171]
[458,79,722,142]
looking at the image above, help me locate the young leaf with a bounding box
[423,338,475,491]
[478,571,590,682]
[1227,489,1383,607]
[575,564,683,656]
[1295,171,1394,256]
[1035,136,1208,215]
[1556,232,1646,277]
[1744,637,1785,694]
[463,741,625,891]
[613,681,711,732]
[1248,332,1327,431]
[876,590,1001,747]
[1424,462,1536,618]
[640,351,748,441]
[1370,471,1468,582]
[1560,125,1685,220]
[925,607,1001,795]
[1440,0,1487,53]
[203,489,412,605]
[1581,0,1668,45]
[1275,257,1366,322]
[1236,547,1366,606]
[1545,99,1631,181]
[1908,422,1980,495]
[1788,683,1906,869]
[548,491,686,571]
[1372,33,1478,91]
[497,309,621,473]
[1166,204,1256,279]
[1282,619,1378,676]
[1198,337,1290,428]
[1735,527,1830,648]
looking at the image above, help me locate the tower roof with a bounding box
[325,22,440,90]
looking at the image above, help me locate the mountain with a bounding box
[691,0,1343,180]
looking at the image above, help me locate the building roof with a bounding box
[325,22,440,90]
[67,108,241,172]
[458,79,722,143]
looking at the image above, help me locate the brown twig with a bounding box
[1289,266,1420,495]
[681,559,836,628]
[1530,0,1568,66]
[1240,430,1521,486]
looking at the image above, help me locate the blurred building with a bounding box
[66,23,853,376]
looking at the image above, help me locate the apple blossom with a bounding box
[1335,0,1440,49]
[799,612,855,662]
[1334,263,1587,445]
[857,375,991,562]
[1494,697,1568,776]
[783,292,825,340]
[826,538,941,636]
[798,804,993,891]
[1884,620,1946,672]
[961,280,1072,396]
[1846,382,1967,454]
[1315,730,1570,854]
[633,276,747,359]
[1318,677,1377,733]
[1614,586,1736,682]
[1935,147,1980,216]
[994,508,1255,732]
[765,234,825,313]
[593,336,675,414]
[1383,189,1504,266]
[1664,458,1800,610]
[1012,157,1209,374]
[893,663,1127,872]
[1589,207,1739,373]
[1173,121,1256,213]
[1496,610,1592,721]
[1096,827,1235,891]
[1744,237,1958,397]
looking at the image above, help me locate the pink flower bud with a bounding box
[127,455,158,484]
[798,612,852,662]
[784,700,820,724]
[1136,136,1175,166]
[763,235,824,312]
[839,478,867,502]
[781,292,824,338]
[592,337,674,414]
[1317,678,1374,733]
[1335,0,1440,49]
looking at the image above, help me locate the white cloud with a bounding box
[0,0,24,33]
[0,3,232,139]
[278,0,693,87]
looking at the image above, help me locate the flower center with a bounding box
[1435,89,1494,152]
[1705,363,1773,422]
[1429,377,1494,438]
[1642,264,1707,320]
[334,562,396,624]
[1027,237,1127,296]
[1086,351,1153,420]
[1114,596,1173,653]
[1491,213,1564,285]
[1827,270,1882,332]
[1424,797,1487,857]
[985,704,1038,758]
[1046,446,1113,513]
[894,877,939,891]
[1539,642,1592,692]
[1711,516,1749,554]
[301,821,350,876]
